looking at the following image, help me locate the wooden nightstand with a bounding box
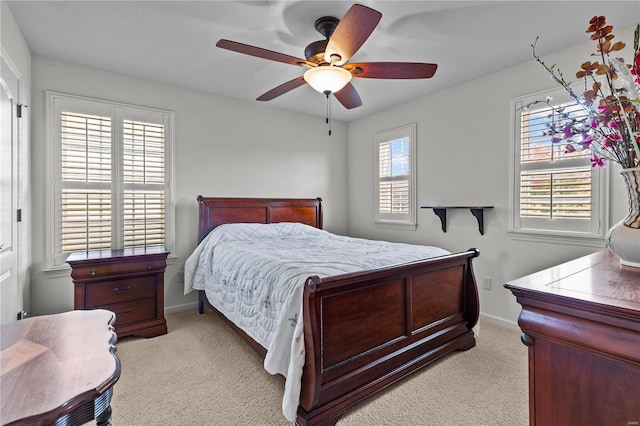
[67,246,169,338]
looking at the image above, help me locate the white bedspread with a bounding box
[184,222,449,422]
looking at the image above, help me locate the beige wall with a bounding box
[29,55,349,315]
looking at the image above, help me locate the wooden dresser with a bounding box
[67,246,169,338]
[505,250,640,425]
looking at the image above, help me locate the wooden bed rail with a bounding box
[298,249,479,424]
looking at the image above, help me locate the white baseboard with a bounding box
[479,312,519,330]
[165,301,199,315]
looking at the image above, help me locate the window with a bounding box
[510,88,607,245]
[374,123,417,229]
[46,92,174,269]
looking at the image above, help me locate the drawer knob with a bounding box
[147,262,151,270]
[521,333,535,347]
[90,268,96,276]
[114,286,132,294]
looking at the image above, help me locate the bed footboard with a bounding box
[298,249,480,425]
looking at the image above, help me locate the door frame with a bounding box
[0,46,24,323]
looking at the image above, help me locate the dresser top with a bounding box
[0,310,120,425]
[66,245,168,263]
[505,250,640,312]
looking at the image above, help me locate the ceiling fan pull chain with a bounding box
[325,90,332,136]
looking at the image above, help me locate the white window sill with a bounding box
[43,264,71,278]
[508,229,606,248]
[375,221,417,231]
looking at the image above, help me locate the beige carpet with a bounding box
[107,310,528,425]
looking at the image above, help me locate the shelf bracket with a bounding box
[432,208,447,233]
[470,208,485,235]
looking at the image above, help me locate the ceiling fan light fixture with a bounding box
[303,66,352,94]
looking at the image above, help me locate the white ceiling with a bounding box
[7,1,640,122]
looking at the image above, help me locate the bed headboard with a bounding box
[196,196,323,243]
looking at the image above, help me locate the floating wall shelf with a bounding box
[421,206,494,235]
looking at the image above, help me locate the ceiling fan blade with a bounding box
[334,82,362,109]
[217,39,312,67]
[256,76,307,101]
[324,4,382,65]
[344,62,438,79]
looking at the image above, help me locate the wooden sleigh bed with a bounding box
[194,196,480,425]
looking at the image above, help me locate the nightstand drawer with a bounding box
[104,299,156,327]
[85,276,156,308]
[70,259,167,279]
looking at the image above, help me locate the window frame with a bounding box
[509,87,608,247]
[45,91,175,272]
[374,123,417,230]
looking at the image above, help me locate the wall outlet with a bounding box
[482,277,492,290]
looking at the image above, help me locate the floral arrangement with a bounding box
[529,16,640,169]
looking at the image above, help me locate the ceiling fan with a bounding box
[216,3,438,110]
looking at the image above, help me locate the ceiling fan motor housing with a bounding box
[314,16,340,39]
[304,40,328,63]
[305,16,340,63]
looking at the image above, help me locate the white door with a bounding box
[0,52,20,324]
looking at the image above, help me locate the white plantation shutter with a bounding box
[375,124,416,229]
[520,170,592,219]
[519,102,592,221]
[122,120,165,247]
[61,190,112,252]
[511,88,607,242]
[519,102,590,165]
[47,92,174,267]
[60,112,112,252]
[123,191,165,246]
[378,139,410,214]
